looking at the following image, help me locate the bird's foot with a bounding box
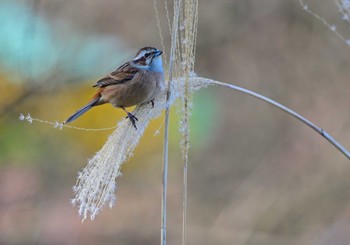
[126,112,138,130]
[142,99,155,108]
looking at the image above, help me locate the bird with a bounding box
[63,47,164,130]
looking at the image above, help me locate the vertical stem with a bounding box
[182,80,190,245]
[181,1,198,243]
[182,153,188,245]
[161,1,181,245]
[161,105,170,245]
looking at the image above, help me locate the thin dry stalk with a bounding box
[298,0,350,45]
[176,1,199,245]
[161,0,182,244]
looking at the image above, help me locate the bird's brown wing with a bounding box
[92,62,139,88]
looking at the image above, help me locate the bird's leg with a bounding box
[150,99,155,108]
[126,113,138,130]
[121,107,138,130]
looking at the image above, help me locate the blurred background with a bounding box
[1,0,350,244]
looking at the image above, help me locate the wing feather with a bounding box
[93,62,139,88]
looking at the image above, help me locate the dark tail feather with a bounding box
[64,97,100,124]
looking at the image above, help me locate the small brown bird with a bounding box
[64,47,164,129]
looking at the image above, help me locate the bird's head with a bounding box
[132,47,163,72]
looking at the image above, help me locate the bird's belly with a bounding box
[101,78,156,108]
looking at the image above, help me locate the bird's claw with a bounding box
[143,99,155,108]
[126,112,138,130]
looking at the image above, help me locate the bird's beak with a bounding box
[154,50,163,57]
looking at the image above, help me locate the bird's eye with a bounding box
[145,53,151,58]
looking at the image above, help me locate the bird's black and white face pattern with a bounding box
[133,47,163,71]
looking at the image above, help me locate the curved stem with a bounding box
[203,78,350,159]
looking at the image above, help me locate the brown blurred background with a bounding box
[1,0,350,244]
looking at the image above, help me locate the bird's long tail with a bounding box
[63,95,101,124]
